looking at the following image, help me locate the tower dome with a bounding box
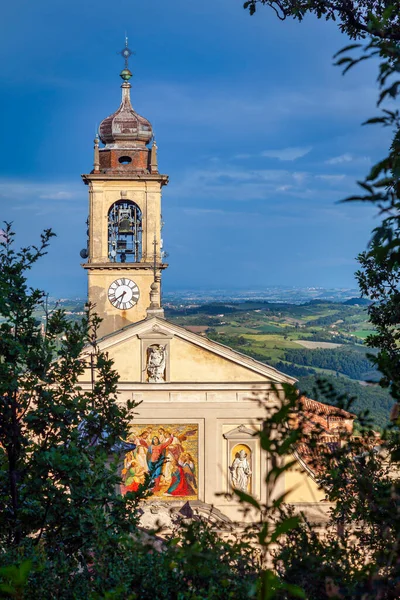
[99,81,153,148]
[92,40,161,175]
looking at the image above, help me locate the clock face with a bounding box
[108,278,140,310]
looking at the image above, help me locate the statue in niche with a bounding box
[229,449,252,492]
[147,344,166,383]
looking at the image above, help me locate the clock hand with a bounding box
[115,290,126,307]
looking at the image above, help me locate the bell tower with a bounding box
[82,40,168,338]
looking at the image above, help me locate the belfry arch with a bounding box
[108,199,143,263]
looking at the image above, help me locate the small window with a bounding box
[118,156,132,165]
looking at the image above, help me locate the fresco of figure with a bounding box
[147,345,166,382]
[158,427,184,483]
[229,449,252,492]
[132,430,150,473]
[121,424,199,499]
[165,452,197,496]
[139,434,173,492]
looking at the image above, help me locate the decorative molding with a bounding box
[82,262,168,271]
[82,173,169,186]
[223,424,257,440]
[137,328,174,340]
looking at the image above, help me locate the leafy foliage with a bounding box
[243,0,400,42]
[0,223,148,595]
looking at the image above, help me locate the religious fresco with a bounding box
[121,424,198,500]
[230,443,252,493]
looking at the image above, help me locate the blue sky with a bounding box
[0,0,389,296]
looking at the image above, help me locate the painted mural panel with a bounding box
[121,424,198,500]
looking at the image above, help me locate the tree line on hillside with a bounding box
[298,374,393,430]
[273,361,318,379]
[284,348,376,380]
[166,302,365,323]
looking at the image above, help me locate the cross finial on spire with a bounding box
[118,35,135,81]
[120,35,133,68]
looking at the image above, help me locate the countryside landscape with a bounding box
[165,295,392,429]
[51,289,391,430]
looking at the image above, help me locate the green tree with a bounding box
[357,249,400,406]
[0,224,143,596]
[267,384,400,599]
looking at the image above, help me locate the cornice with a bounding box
[81,173,169,185]
[82,262,168,271]
[77,382,274,391]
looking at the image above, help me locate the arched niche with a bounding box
[230,443,252,493]
[223,425,257,496]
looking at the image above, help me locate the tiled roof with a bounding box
[292,397,356,476]
[299,396,355,419]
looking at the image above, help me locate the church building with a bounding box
[78,45,353,526]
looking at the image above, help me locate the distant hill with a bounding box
[343,297,371,306]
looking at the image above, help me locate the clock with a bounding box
[108,278,139,310]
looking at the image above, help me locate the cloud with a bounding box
[171,163,360,208]
[261,147,312,161]
[39,191,76,200]
[0,179,84,216]
[135,80,379,145]
[325,153,371,165]
[176,201,370,231]
[325,153,353,165]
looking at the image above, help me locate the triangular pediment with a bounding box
[223,425,257,439]
[80,317,295,385]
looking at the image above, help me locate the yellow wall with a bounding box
[77,325,327,523]
[284,456,326,503]
[83,178,165,337]
[88,270,154,336]
[169,337,267,383]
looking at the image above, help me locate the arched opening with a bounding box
[108,200,142,263]
[118,156,132,165]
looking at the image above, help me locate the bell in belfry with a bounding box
[118,217,132,233]
[118,208,133,234]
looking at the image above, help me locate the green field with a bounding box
[353,329,375,339]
